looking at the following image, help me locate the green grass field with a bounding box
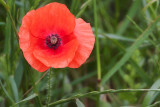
[1,0,160,107]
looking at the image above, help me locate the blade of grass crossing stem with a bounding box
[11,93,38,106]
[76,99,85,107]
[142,0,151,25]
[0,80,14,104]
[9,76,19,103]
[117,0,141,35]
[142,79,160,106]
[107,37,151,84]
[143,0,157,18]
[127,15,156,45]
[101,16,160,85]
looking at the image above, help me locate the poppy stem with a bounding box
[93,0,101,83]
[93,0,102,106]
[47,68,52,106]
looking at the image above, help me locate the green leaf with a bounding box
[30,0,41,10]
[14,55,24,88]
[76,99,85,107]
[102,33,136,42]
[9,76,19,102]
[11,93,38,106]
[71,71,96,85]
[142,79,160,106]
[99,100,111,107]
[0,80,14,104]
[101,16,160,85]
[0,22,5,25]
[117,0,141,35]
[76,0,92,18]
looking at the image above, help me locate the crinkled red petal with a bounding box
[68,18,95,68]
[30,2,75,39]
[33,39,78,68]
[19,10,49,72]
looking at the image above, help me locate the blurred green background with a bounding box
[1,0,160,107]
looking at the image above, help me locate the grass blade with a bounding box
[76,99,85,107]
[142,79,160,106]
[11,93,38,106]
[0,80,14,104]
[101,16,160,85]
[9,76,19,103]
[117,0,141,35]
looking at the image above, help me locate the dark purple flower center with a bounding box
[46,34,61,49]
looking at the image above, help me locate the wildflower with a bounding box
[19,2,95,72]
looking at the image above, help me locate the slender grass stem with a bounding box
[47,68,52,106]
[93,0,101,83]
[93,0,101,106]
[48,89,160,106]
[23,70,48,97]
[0,0,19,41]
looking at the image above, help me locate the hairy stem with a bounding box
[48,89,160,106]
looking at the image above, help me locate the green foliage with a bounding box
[0,0,160,106]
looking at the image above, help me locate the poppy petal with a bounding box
[30,2,75,39]
[19,10,49,72]
[33,39,79,68]
[68,18,95,68]
[23,51,50,72]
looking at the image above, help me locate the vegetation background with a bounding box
[0,0,160,106]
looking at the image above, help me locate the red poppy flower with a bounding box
[18,2,95,72]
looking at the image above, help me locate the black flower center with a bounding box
[46,34,61,49]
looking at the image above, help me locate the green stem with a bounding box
[93,0,101,106]
[48,89,160,106]
[47,68,52,106]
[0,0,19,40]
[93,0,101,82]
[0,0,9,10]
[70,0,77,13]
